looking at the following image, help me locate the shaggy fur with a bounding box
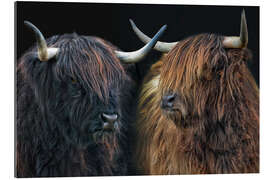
[16,33,136,177]
[136,34,259,174]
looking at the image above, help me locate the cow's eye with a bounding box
[71,79,77,83]
[69,77,77,84]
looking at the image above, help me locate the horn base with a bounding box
[38,48,59,61]
[223,36,245,49]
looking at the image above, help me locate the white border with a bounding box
[1,0,269,180]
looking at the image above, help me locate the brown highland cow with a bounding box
[132,10,259,174]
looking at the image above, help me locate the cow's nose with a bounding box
[102,113,118,123]
[101,113,118,131]
[161,94,176,109]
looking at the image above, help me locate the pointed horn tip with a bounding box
[151,24,167,37]
[242,10,246,18]
[24,20,35,27]
[242,9,246,15]
[24,21,32,28]
[160,25,168,34]
[24,21,39,32]
[152,25,167,40]
[24,20,30,24]
[162,24,167,30]
[129,19,136,27]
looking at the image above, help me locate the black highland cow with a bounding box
[16,21,166,177]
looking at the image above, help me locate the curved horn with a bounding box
[223,10,248,48]
[129,19,178,53]
[115,24,167,63]
[24,21,59,61]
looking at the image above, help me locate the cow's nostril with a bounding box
[101,113,118,123]
[162,94,176,109]
[167,94,175,103]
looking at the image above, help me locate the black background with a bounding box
[16,2,259,85]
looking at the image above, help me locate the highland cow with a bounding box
[16,21,166,177]
[132,10,259,174]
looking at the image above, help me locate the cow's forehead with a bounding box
[47,34,127,101]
